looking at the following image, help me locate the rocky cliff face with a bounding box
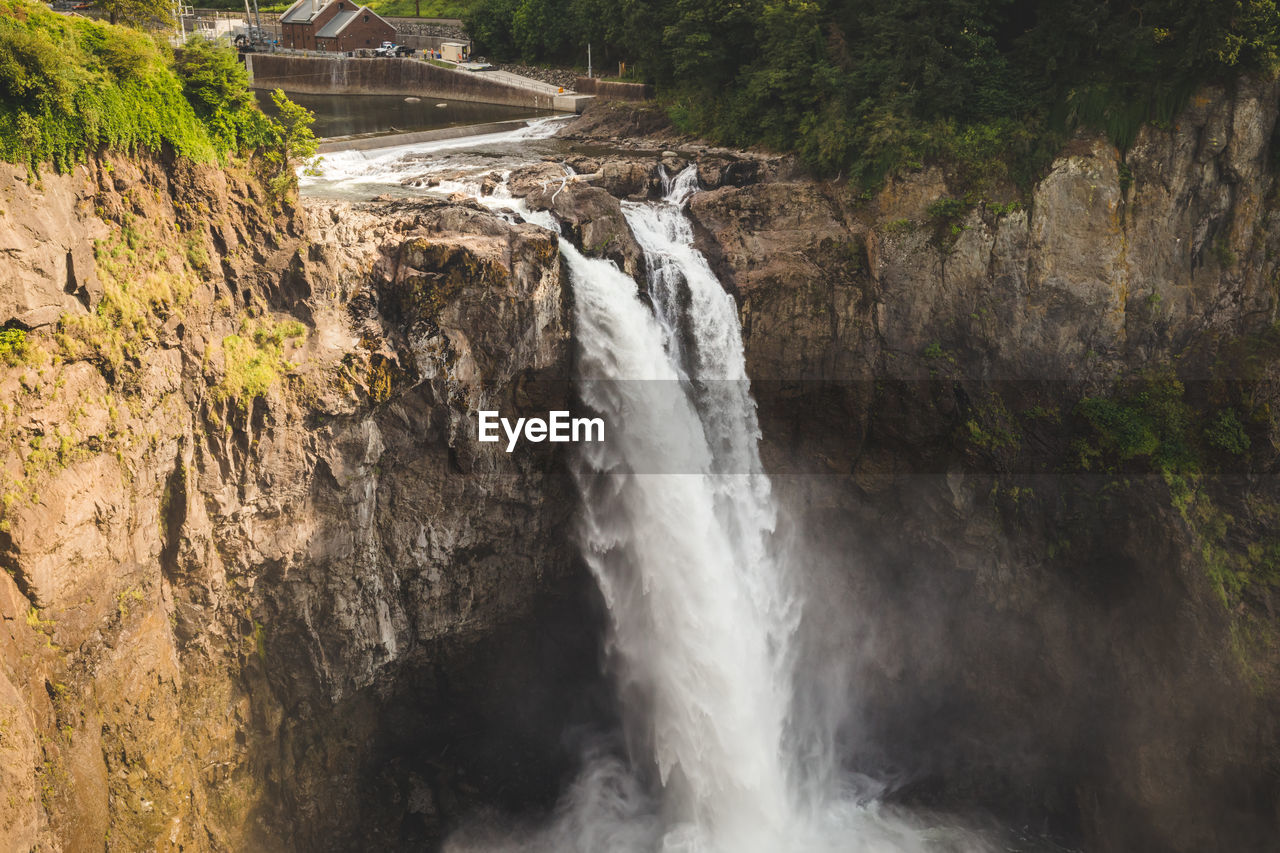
[567,82,1280,852]
[523,89,1280,850]
[5,78,1280,853]
[0,157,601,851]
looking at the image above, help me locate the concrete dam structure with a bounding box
[245,54,591,112]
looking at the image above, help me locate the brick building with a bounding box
[279,0,395,52]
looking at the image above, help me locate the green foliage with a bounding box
[175,36,274,153]
[253,318,307,348]
[466,0,611,63]
[57,212,199,375]
[213,317,307,410]
[0,2,222,170]
[927,197,970,245]
[1170,480,1280,612]
[1118,161,1134,194]
[465,0,517,59]
[1205,408,1251,455]
[963,389,1022,456]
[116,587,145,620]
[468,0,1280,190]
[0,328,28,366]
[1069,373,1275,618]
[0,2,292,172]
[99,0,173,28]
[217,334,284,409]
[0,11,73,110]
[1072,372,1264,477]
[1075,374,1194,473]
[260,89,319,197]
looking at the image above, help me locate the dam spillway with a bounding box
[245,54,592,112]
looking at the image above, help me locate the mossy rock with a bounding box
[388,240,508,325]
[367,354,410,405]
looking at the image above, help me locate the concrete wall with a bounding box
[247,54,563,110]
[573,77,653,101]
[315,119,530,153]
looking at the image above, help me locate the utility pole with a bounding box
[252,0,265,48]
[173,2,192,43]
[588,42,592,78]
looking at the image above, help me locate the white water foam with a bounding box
[302,115,570,195]
[447,170,994,853]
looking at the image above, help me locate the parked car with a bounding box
[374,42,413,57]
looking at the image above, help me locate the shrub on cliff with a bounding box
[0,1,216,169]
[174,38,318,195]
[259,88,319,196]
[174,35,275,153]
[0,0,311,179]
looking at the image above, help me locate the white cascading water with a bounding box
[305,136,989,850]
[568,168,796,853]
[449,168,987,853]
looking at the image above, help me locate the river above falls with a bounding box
[256,90,554,143]
[300,115,573,200]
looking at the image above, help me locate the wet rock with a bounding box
[525,182,646,279]
[595,158,663,198]
[686,75,1280,853]
[507,161,569,197]
[565,155,601,174]
[696,154,761,189]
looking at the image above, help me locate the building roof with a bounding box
[315,8,360,38]
[280,0,330,24]
[312,6,392,38]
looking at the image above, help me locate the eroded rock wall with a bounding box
[7,75,1280,852]
[0,157,590,851]
[658,78,1280,851]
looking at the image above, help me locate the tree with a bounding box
[455,0,1280,186]
[99,0,172,28]
[176,36,254,117]
[175,36,271,151]
[660,0,761,87]
[465,0,520,60]
[512,0,575,62]
[261,88,318,196]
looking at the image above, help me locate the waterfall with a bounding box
[567,178,796,853]
[444,169,987,853]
